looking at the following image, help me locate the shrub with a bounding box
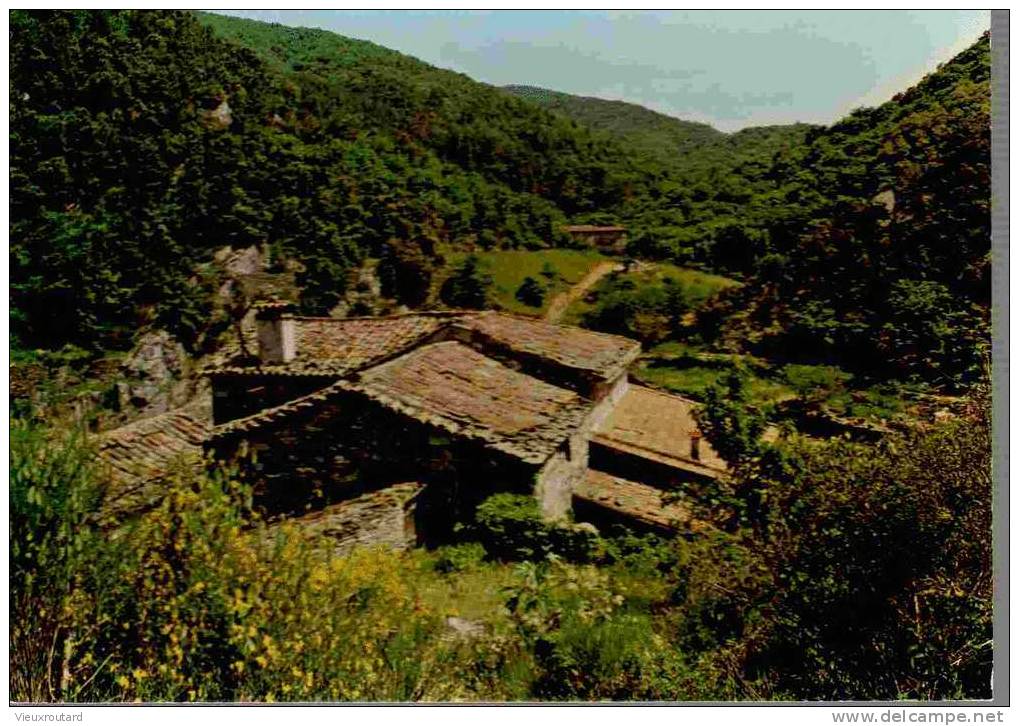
[475,494,551,561]
[692,379,993,700]
[504,560,693,700]
[474,494,600,563]
[433,542,487,574]
[514,277,546,307]
[10,419,107,702]
[440,255,493,309]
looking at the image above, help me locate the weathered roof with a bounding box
[207,383,345,441]
[208,340,593,464]
[573,469,701,532]
[591,385,727,477]
[564,225,626,233]
[208,311,641,385]
[347,341,591,463]
[98,410,210,515]
[455,312,640,381]
[293,314,451,370]
[207,312,457,377]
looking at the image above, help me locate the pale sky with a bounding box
[209,10,990,132]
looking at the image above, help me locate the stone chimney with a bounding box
[689,429,702,462]
[254,300,297,364]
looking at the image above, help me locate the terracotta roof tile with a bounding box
[293,314,451,370]
[209,311,641,385]
[592,385,726,475]
[208,312,461,376]
[98,410,210,515]
[347,341,591,463]
[456,312,640,380]
[574,469,703,532]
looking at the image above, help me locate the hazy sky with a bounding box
[210,10,990,132]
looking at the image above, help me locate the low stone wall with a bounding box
[267,483,422,555]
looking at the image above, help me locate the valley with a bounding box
[8,10,993,704]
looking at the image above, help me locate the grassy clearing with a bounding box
[559,262,738,327]
[636,352,911,424]
[438,248,609,316]
[635,360,795,408]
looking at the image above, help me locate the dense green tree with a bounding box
[515,277,546,308]
[440,254,493,309]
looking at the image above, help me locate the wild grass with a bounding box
[440,248,609,316]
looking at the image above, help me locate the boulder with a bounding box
[116,330,191,416]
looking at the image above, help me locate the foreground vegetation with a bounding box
[11,377,991,702]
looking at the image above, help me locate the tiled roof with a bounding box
[455,312,640,381]
[208,312,459,377]
[573,469,702,532]
[591,385,727,476]
[293,314,452,370]
[208,311,641,385]
[208,341,592,464]
[207,383,346,441]
[98,410,210,515]
[347,341,591,463]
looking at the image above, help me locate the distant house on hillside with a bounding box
[563,225,627,254]
[98,302,727,552]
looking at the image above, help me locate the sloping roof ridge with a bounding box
[99,409,209,443]
[208,382,347,442]
[292,310,473,323]
[627,383,702,407]
[335,376,552,465]
[467,310,641,346]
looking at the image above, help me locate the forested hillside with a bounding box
[10,10,991,388]
[10,10,661,352]
[706,33,991,383]
[509,38,991,385]
[503,84,817,270]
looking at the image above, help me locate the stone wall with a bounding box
[534,446,582,520]
[267,483,422,555]
[209,388,541,539]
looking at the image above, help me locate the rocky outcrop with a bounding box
[199,98,233,130]
[116,330,192,417]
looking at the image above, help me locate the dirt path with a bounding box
[544,261,623,323]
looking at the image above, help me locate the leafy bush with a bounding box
[692,375,993,700]
[433,542,487,574]
[10,419,107,702]
[504,560,693,701]
[475,494,551,561]
[582,274,691,343]
[474,494,599,563]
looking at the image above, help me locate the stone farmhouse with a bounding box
[563,225,628,254]
[98,302,726,552]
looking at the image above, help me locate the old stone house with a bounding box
[563,225,628,254]
[98,303,726,552]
